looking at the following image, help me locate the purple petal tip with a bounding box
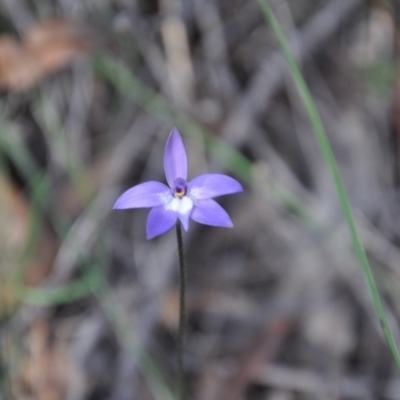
[164,127,188,186]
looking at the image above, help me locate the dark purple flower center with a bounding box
[173,178,187,198]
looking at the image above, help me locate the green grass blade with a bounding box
[19,262,101,306]
[256,0,400,371]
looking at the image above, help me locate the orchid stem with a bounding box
[176,221,186,400]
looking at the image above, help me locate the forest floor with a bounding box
[1,0,400,399]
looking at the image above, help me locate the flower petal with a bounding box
[164,127,188,187]
[188,174,243,200]
[113,181,171,209]
[191,199,233,227]
[146,206,177,239]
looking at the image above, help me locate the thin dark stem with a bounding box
[176,221,186,400]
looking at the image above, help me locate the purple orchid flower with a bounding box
[113,128,243,239]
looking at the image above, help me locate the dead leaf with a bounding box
[0,170,29,313]
[0,18,91,91]
[0,171,58,315]
[13,318,69,400]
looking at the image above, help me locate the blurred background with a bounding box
[1,0,400,399]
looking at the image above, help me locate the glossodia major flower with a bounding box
[113,128,243,239]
